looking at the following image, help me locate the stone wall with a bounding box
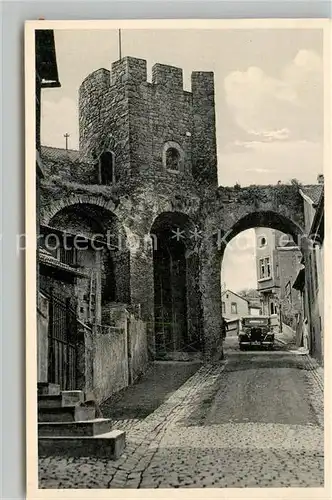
[92,325,129,403]
[39,177,306,361]
[278,248,303,328]
[81,322,94,393]
[128,314,149,383]
[37,293,49,383]
[38,55,307,363]
[89,311,149,403]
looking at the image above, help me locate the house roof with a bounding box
[39,248,88,278]
[310,189,324,241]
[41,145,81,163]
[292,267,305,291]
[300,185,324,206]
[248,299,262,308]
[35,30,60,87]
[221,289,249,303]
[40,224,109,247]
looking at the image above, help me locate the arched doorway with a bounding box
[219,211,305,344]
[45,203,130,325]
[150,212,202,356]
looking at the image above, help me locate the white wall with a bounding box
[222,290,249,319]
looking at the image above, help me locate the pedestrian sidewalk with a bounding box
[274,324,323,392]
[275,323,297,345]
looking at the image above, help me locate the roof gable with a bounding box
[300,185,323,205]
[221,289,249,303]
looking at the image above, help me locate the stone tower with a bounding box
[78,56,218,188]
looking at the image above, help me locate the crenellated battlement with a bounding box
[152,63,183,89]
[80,56,214,94]
[111,57,147,86]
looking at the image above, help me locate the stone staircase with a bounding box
[37,383,126,458]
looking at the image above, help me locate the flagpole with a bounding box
[118,29,122,60]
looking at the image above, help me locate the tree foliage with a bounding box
[237,288,261,299]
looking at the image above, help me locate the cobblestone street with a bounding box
[39,337,324,489]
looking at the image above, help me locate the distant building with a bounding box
[293,180,324,362]
[248,298,262,316]
[221,289,249,320]
[255,228,302,327]
[255,228,280,316]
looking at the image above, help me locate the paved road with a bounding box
[189,338,319,426]
[39,337,324,489]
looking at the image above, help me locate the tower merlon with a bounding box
[111,56,147,85]
[79,68,111,96]
[152,63,183,89]
[191,71,215,97]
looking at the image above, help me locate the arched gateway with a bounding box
[197,186,305,360]
[38,57,309,374]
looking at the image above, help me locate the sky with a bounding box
[221,229,257,293]
[40,28,324,291]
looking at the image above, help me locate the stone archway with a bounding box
[150,211,202,356]
[221,210,304,248]
[46,202,131,325]
[199,209,305,360]
[40,193,117,227]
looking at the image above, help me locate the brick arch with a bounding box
[150,210,202,354]
[222,210,304,248]
[209,184,306,238]
[40,193,117,226]
[150,210,196,234]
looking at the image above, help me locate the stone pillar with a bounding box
[37,293,49,382]
[200,239,223,360]
[186,250,203,350]
[191,72,218,187]
[129,233,155,358]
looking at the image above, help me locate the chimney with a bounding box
[317,174,324,184]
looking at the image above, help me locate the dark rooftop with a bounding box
[41,145,80,163]
[39,248,88,278]
[301,185,324,205]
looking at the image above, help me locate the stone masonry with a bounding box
[40,56,306,364]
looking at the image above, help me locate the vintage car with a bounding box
[238,315,274,350]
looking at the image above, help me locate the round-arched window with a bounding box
[99,151,115,185]
[166,147,180,171]
[260,237,267,247]
[162,141,184,172]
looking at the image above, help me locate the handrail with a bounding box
[77,318,92,332]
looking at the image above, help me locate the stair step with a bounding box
[37,382,60,396]
[38,430,126,459]
[38,390,85,409]
[61,390,84,407]
[38,405,95,422]
[38,418,112,437]
[38,395,62,408]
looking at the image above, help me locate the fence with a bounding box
[46,290,84,391]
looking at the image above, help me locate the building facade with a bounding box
[221,290,249,320]
[255,227,302,328]
[293,181,324,362]
[255,228,280,316]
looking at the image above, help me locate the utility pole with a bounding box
[118,29,122,60]
[64,133,70,151]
